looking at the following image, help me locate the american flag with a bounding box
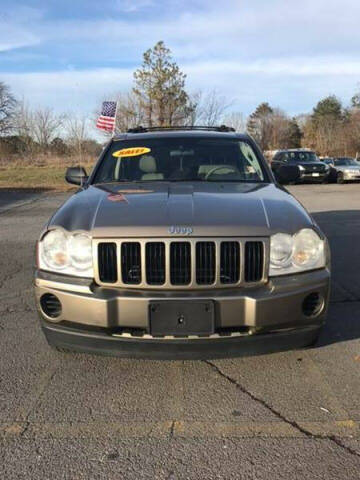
[96,101,117,132]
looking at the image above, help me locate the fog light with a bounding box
[40,293,62,318]
[302,292,324,318]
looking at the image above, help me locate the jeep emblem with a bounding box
[168,226,193,235]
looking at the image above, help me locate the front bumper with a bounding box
[35,268,330,359]
[41,321,322,360]
[299,172,329,182]
[343,171,360,181]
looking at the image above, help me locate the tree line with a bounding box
[248,95,360,157]
[1,40,360,160]
[0,93,102,159]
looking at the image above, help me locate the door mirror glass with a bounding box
[65,166,88,186]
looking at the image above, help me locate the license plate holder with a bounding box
[149,301,215,336]
[312,172,320,177]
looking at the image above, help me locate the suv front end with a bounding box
[35,128,330,359]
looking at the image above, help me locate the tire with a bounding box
[337,172,345,184]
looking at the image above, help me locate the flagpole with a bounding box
[112,99,119,137]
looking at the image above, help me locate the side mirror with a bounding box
[275,165,301,184]
[65,166,88,186]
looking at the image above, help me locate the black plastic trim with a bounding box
[41,320,322,360]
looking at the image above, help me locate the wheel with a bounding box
[337,172,344,184]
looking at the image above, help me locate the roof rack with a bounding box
[127,125,236,134]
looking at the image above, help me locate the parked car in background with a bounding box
[271,149,330,184]
[321,158,337,183]
[331,157,360,183]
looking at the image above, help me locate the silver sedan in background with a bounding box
[324,157,360,183]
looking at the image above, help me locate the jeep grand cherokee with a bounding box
[34,127,330,359]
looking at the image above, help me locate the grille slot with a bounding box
[170,242,191,285]
[220,241,240,284]
[146,242,166,285]
[98,243,118,283]
[196,242,216,285]
[121,242,141,284]
[245,241,264,282]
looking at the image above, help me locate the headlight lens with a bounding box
[270,228,325,276]
[270,233,293,268]
[68,234,93,270]
[42,230,69,270]
[293,229,323,268]
[39,229,93,277]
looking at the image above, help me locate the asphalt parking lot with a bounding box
[0,184,360,479]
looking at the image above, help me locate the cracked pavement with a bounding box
[0,184,360,479]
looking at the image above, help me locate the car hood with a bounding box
[49,182,314,237]
[335,165,360,172]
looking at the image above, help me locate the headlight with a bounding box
[298,165,305,172]
[270,228,325,276]
[42,230,69,270]
[270,233,293,268]
[39,229,93,277]
[293,229,323,268]
[68,234,93,270]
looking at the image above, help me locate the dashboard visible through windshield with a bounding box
[93,137,267,184]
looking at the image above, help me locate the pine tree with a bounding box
[312,95,343,124]
[286,118,302,148]
[246,103,273,150]
[133,41,192,127]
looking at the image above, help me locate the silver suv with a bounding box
[35,127,330,359]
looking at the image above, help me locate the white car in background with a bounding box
[330,157,360,183]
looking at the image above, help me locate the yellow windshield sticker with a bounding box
[112,147,151,158]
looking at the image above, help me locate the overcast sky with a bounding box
[1,0,360,121]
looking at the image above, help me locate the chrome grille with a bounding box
[94,237,268,289]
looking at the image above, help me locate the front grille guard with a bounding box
[93,237,269,290]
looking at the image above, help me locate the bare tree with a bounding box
[0,81,17,135]
[15,100,33,138]
[191,89,231,126]
[115,92,145,132]
[32,107,64,149]
[13,99,37,155]
[222,111,246,132]
[65,114,89,163]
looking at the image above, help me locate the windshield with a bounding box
[283,151,318,163]
[334,158,358,166]
[93,137,267,184]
